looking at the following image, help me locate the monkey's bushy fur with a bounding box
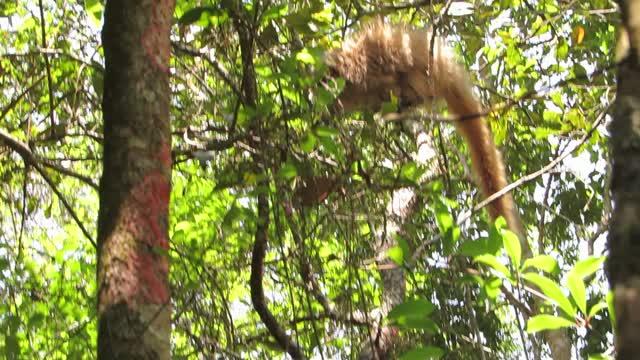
[326,19,525,244]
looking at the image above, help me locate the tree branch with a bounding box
[0,129,96,248]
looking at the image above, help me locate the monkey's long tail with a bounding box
[439,67,527,250]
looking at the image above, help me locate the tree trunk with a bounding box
[607,1,640,359]
[97,0,175,359]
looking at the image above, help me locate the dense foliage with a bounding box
[0,0,616,358]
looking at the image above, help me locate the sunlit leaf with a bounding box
[387,246,405,266]
[400,162,425,183]
[501,228,521,269]
[522,255,559,274]
[522,272,576,317]
[566,273,586,314]
[534,127,557,139]
[526,315,575,333]
[587,354,613,360]
[557,39,569,60]
[296,49,317,64]
[569,256,606,280]
[475,254,511,279]
[174,221,192,233]
[84,0,103,25]
[311,7,333,23]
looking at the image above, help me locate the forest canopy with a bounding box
[0,0,617,358]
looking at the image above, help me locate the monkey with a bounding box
[325,19,526,244]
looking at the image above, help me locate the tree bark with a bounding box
[607,1,640,359]
[97,0,175,359]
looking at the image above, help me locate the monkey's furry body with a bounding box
[326,20,525,241]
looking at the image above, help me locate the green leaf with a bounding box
[318,136,340,158]
[526,315,575,333]
[84,0,104,25]
[314,125,339,138]
[588,353,613,360]
[399,346,445,360]
[522,255,559,274]
[387,236,410,266]
[459,238,490,257]
[400,317,439,332]
[296,49,317,64]
[486,223,503,255]
[314,87,336,107]
[434,201,454,232]
[173,221,192,233]
[566,273,587,314]
[573,63,588,80]
[483,277,503,300]
[550,91,564,108]
[300,133,317,153]
[501,228,521,269]
[522,272,576,317]
[588,301,608,319]
[400,162,422,183]
[434,199,460,255]
[285,8,314,32]
[278,162,298,180]
[381,97,400,114]
[387,246,405,266]
[587,353,614,360]
[570,256,606,279]
[388,299,435,321]
[543,109,561,122]
[474,254,511,279]
[545,2,559,13]
[311,7,333,23]
[178,6,217,25]
[557,39,569,60]
[260,4,288,23]
[533,127,556,140]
